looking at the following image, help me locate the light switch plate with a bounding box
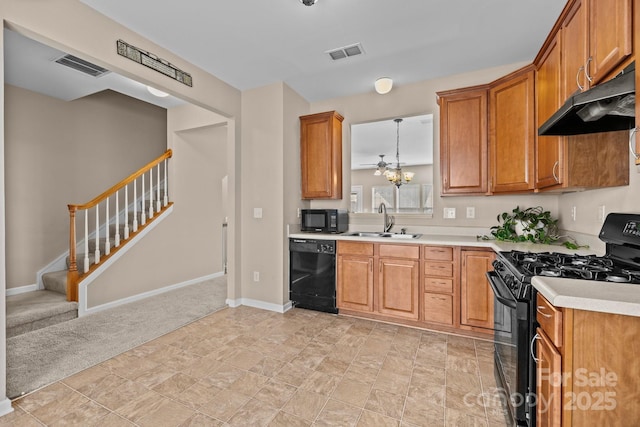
[254,208,263,219]
[466,207,475,219]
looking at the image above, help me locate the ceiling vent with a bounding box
[54,54,110,77]
[326,43,364,61]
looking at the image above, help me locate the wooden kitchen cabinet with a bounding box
[378,244,420,320]
[438,86,489,196]
[535,293,640,426]
[535,30,564,190]
[460,249,495,332]
[300,111,343,199]
[587,0,632,85]
[337,241,374,312]
[422,246,458,326]
[337,242,419,321]
[489,65,536,193]
[535,24,629,192]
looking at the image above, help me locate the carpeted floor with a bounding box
[7,276,227,398]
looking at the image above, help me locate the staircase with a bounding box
[6,150,173,338]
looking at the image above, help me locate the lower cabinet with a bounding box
[378,257,419,320]
[337,242,419,321]
[423,245,458,326]
[336,241,496,336]
[337,242,374,312]
[460,249,495,331]
[535,293,640,426]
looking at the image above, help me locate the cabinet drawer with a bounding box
[379,244,420,259]
[338,241,374,256]
[423,293,453,325]
[423,246,454,261]
[424,261,454,278]
[424,277,454,293]
[536,294,562,348]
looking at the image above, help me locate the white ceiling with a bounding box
[78,0,566,103]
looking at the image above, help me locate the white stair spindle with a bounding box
[163,158,168,207]
[156,164,161,212]
[124,185,130,240]
[141,174,146,226]
[84,210,90,273]
[148,169,154,218]
[133,178,139,232]
[115,190,121,247]
[104,198,110,256]
[94,205,101,264]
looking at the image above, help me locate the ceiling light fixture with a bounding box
[300,0,318,5]
[385,118,414,187]
[146,85,169,97]
[374,77,393,94]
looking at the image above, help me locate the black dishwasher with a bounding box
[289,238,338,314]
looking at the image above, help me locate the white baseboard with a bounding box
[81,271,225,317]
[225,298,292,314]
[0,398,13,417]
[6,284,38,296]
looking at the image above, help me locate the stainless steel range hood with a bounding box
[538,62,635,136]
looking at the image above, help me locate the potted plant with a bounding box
[489,206,559,244]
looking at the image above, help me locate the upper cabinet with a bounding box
[558,0,633,99]
[300,111,344,200]
[438,86,489,196]
[587,0,632,85]
[489,66,536,193]
[438,65,535,196]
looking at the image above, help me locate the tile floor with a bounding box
[3,306,510,426]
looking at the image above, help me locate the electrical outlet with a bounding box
[253,271,260,282]
[466,207,475,219]
[297,208,301,218]
[571,206,577,221]
[444,208,456,219]
[253,207,263,219]
[598,205,606,223]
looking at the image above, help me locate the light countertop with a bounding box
[289,230,640,318]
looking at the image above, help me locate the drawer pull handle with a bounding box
[531,333,541,363]
[537,306,552,318]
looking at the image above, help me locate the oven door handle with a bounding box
[486,271,517,309]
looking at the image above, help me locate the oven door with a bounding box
[486,271,531,426]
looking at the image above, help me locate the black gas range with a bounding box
[487,213,640,426]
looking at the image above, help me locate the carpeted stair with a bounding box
[6,216,145,338]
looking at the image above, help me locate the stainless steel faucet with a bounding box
[378,203,394,232]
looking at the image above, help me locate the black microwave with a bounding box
[301,209,348,233]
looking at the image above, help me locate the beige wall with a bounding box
[240,82,309,307]
[87,115,228,306]
[310,62,561,234]
[0,0,241,404]
[4,85,167,288]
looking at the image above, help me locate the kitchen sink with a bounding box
[346,231,422,239]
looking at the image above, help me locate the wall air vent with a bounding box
[326,43,364,61]
[54,54,110,77]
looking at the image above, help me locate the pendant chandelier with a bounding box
[384,118,414,187]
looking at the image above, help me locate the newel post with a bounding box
[67,205,79,302]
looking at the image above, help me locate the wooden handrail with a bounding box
[66,149,173,301]
[68,149,172,211]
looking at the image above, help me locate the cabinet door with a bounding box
[489,66,535,193]
[337,255,374,312]
[378,258,419,320]
[439,87,489,195]
[536,329,562,427]
[588,0,632,84]
[535,31,564,190]
[300,111,343,199]
[460,250,495,330]
[562,0,589,99]
[423,293,453,325]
